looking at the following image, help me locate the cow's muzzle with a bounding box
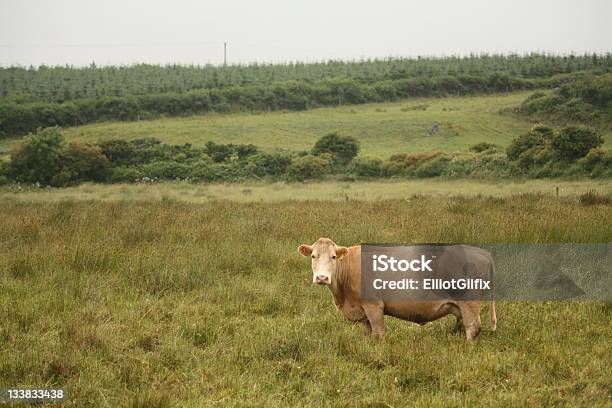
[315,275,330,285]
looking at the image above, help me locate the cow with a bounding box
[298,238,497,342]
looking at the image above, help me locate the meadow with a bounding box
[0,92,539,159]
[0,193,611,407]
[1,179,611,203]
[2,91,610,161]
[1,54,611,407]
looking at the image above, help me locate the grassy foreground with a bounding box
[0,195,611,407]
[2,179,611,203]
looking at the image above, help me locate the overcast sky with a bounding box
[0,0,610,67]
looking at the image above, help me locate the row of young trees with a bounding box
[2,53,610,103]
[1,126,609,187]
[0,72,591,138]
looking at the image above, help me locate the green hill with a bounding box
[2,91,551,158]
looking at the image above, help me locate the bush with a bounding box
[580,149,612,177]
[550,125,603,161]
[8,127,67,185]
[473,153,516,178]
[97,139,138,166]
[289,154,332,180]
[469,142,499,154]
[349,157,384,177]
[414,155,452,177]
[110,167,144,183]
[517,74,612,125]
[244,153,292,177]
[186,160,219,182]
[506,124,555,168]
[0,160,9,185]
[206,141,232,162]
[234,144,259,159]
[205,141,258,163]
[140,161,192,180]
[384,152,447,176]
[63,143,111,182]
[444,153,481,177]
[312,133,359,166]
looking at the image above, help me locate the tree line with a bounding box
[2,53,610,103]
[0,71,598,138]
[1,126,608,187]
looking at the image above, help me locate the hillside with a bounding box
[1,54,611,138]
[517,73,612,126]
[0,92,539,158]
[3,90,611,159]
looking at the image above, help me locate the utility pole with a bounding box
[224,42,227,66]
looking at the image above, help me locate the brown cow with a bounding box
[298,238,497,342]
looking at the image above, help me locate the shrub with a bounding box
[186,160,219,182]
[550,125,603,161]
[580,149,612,177]
[384,152,446,176]
[517,74,612,125]
[234,144,259,159]
[9,127,67,185]
[205,141,232,163]
[414,155,452,177]
[63,143,111,182]
[140,161,191,180]
[0,160,9,185]
[581,149,608,171]
[444,153,480,177]
[519,94,564,114]
[506,124,555,168]
[110,167,144,183]
[97,139,138,166]
[469,142,499,154]
[244,153,292,177]
[204,141,258,163]
[349,157,384,177]
[208,162,244,181]
[312,133,359,166]
[474,153,516,178]
[289,154,332,180]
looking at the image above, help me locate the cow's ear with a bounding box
[298,244,313,257]
[336,246,349,260]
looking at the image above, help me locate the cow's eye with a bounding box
[311,255,315,259]
[332,255,336,259]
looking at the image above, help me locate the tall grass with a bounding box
[0,196,610,406]
[2,179,611,203]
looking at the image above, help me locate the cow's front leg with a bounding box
[363,304,385,338]
[361,319,372,336]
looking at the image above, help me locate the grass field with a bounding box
[0,92,540,158]
[1,179,611,203]
[0,194,611,407]
[1,84,611,406]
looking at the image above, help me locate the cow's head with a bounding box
[298,238,349,285]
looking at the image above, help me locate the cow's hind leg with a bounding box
[458,303,482,342]
[361,319,372,336]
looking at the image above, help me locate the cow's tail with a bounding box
[488,259,497,331]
